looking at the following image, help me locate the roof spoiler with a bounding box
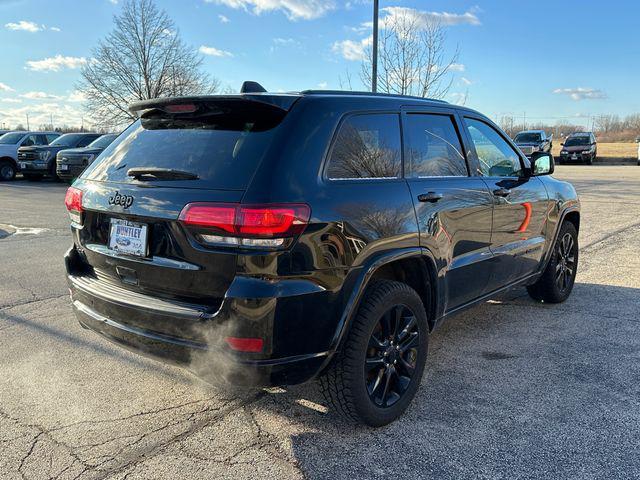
[129,94,298,117]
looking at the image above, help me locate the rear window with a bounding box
[514,133,542,143]
[81,105,285,190]
[50,134,88,147]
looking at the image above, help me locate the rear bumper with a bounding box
[64,246,335,386]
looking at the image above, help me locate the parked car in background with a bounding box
[558,132,597,165]
[18,132,102,180]
[64,88,580,426]
[0,131,60,181]
[513,130,553,157]
[56,133,118,182]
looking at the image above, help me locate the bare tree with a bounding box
[79,0,219,128]
[360,13,459,98]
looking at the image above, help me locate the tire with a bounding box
[527,221,578,303]
[0,160,16,181]
[23,173,43,181]
[319,280,429,426]
[585,156,593,165]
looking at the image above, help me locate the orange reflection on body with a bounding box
[517,202,532,233]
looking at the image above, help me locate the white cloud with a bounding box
[5,21,61,33]
[332,36,372,61]
[450,92,468,105]
[460,76,472,85]
[205,0,335,20]
[199,45,234,57]
[0,82,14,92]
[270,37,301,52]
[273,37,298,46]
[449,63,465,72]
[67,91,87,102]
[317,81,328,89]
[553,87,607,101]
[20,91,62,100]
[108,0,118,4]
[380,6,481,28]
[218,14,230,23]
[5,20,43,32]
[0,102,86,129]
[25,55,87,72]
[1,98,21,103]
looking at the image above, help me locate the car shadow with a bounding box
[251,282,640,479]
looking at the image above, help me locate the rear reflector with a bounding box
[225,337,264,353]
[64,187,83,224]
[179,203,310,244]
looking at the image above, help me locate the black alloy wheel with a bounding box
[319,280,429,426]
[365,304,419,408]
[527,221,579,303]
[555,232,576,294]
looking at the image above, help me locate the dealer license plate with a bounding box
[108,219,148,257]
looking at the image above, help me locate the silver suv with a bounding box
[0,131,60,181]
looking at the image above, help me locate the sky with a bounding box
[0,0,638,130]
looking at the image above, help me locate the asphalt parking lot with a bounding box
[1,166,639,479]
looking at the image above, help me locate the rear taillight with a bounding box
[179,203,310,249]
[64,186,83,225]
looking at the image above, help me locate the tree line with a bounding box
[499,114,640,143]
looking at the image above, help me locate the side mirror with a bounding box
[530,151,554,176]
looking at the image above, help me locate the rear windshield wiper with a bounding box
[127,167,199,181]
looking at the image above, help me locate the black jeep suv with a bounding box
[19,132,101,180]
[64,90,580,426]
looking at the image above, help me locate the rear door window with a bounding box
[81,105,286,190]
[404,113,468,177]
[326,113,401,180]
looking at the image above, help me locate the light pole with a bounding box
[372,0,379,93]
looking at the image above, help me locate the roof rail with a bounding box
[300,89,449,103]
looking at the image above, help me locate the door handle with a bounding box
[493,188,511,197]
[417,192,444,203]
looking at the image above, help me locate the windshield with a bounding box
[565,136,590,147]
[81,104,286,190]
[87,134,118,149]
[514,133,542,143]
[50,133,87,147]
[0,132,25,145]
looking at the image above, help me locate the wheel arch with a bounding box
[538,206,580,275]
[0,156,17,167]
[328,247,440,356]
[563,210,580,234]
